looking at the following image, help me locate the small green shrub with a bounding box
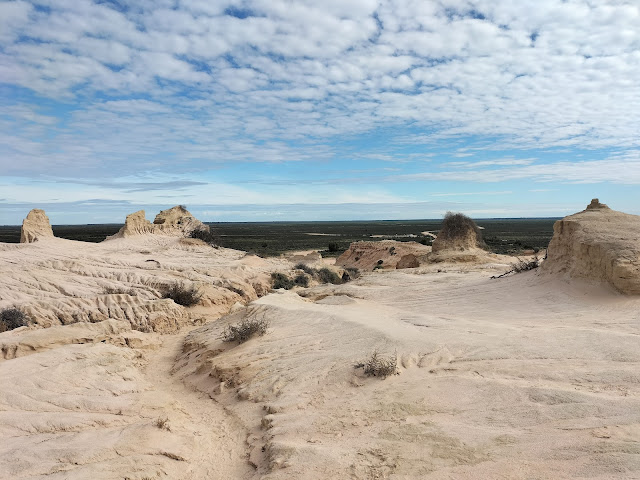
[294,263,316,275]
[162,283,202,307]
[223,317,270,343]
[294,273,309,287]
[317,267,342,285]
[271,272,295,290]
[0,308,31,332]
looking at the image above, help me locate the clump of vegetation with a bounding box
[0,308,31,332]
[103,286,137,296]
[224,285,245,297]
[327,242,340,252]
[162,283,202,306]
[189,227,218,246]
[342,267,360,282]
[438,212,485,248]
[154,417,170,431]
[222,317,270,343]
[356,350,398,379]
[491,256,540,279]
[271,272,295,290]
[294,263,316,275]
[316,267,342,284]
[294,273,309,287]
[293,264,346,285]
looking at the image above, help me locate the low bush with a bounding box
[222,317,270,343]
[317,267,342,284]
[0,308,31,332]
[342,267,360,282]
[271,272,295,290]
[189,227,218,246]
[511,256,540,273]
[294,273,309,287]
[162,283,202,306]
[357,350,398,378]
[294,263,316,275]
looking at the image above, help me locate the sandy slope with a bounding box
[179,266,640,479]
[0,236,283,331]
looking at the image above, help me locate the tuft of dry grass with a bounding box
[222,317,270,343]
[154,417,170,431]
[357,350,398,379]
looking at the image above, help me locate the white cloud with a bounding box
[0,0,639,185]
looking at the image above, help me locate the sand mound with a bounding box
[542,199,640,294]
[432,212,483,253]
[20,209,54,243]
[108,205,209,239]
[336,240,430,271]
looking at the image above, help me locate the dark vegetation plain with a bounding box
[0,218,557,256]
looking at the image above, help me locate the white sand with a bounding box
[2,235,640,479]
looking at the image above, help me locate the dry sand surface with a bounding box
[2,232,640,479]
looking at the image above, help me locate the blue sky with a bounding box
[1,0,639,224]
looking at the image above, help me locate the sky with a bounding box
[1,0,639,224]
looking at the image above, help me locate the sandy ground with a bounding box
[2,237,640,479]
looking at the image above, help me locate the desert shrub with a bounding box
[103,286,137,296]
[271,272,295,290]
[222,317,270,343]
[294,273,309,287]
[0,308,31,332]
[294,263,316,276]
[358,350,398,378]
[342,267,360,282]
[190,227,218,246]
[328,242,340,252]
[511,256,540,273]
[491,256,540,279]
[224,285,245,297]
[377,259,383,265]
[162,283,202,306]
[316,267,342,285]
[438,212,484,246]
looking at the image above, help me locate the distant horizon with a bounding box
[1,215,565,227]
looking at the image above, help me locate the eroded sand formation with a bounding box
[20,209,54,243]
[2,202,640,479]
[542,199,640,294]
[108,205,210,239]
[336,240,431,271]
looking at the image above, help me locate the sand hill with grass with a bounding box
[1,202,639,479]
